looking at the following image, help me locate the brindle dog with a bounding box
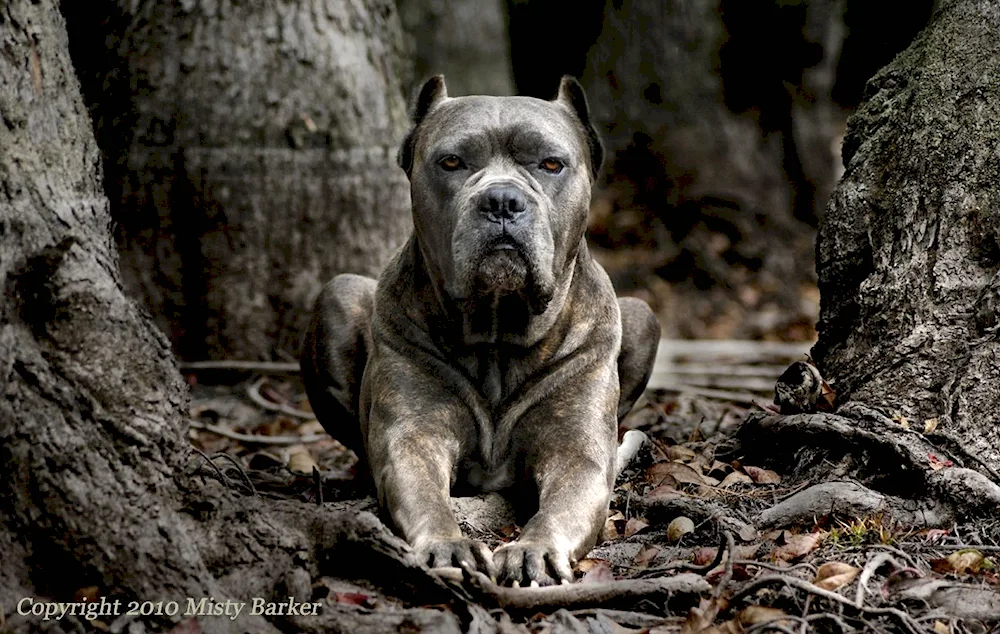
[302,76,659,586]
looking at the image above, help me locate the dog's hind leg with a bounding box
[616,297,660,420]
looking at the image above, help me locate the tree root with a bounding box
[739,409,1000,525]
[458,568,710,613]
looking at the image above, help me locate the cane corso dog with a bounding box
[302,76,659,586]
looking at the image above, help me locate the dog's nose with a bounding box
[479,185,528,222]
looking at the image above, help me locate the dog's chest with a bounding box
[457,346,531,410]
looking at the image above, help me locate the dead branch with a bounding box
[189,419,328,445]
[460,568,710,612]
[247,377,316,419]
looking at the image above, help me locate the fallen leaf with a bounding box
[288,448,318,474]
[603,511,626,540]
[924,418,940,434]
[719,471,752,488]
[937,550,986,574]
[892,412,910,428]
[655,461,709,485]
[928,454,953,471]
[668,516,695,542]
[708,460,730,477]
[693,547,718,566]
[738,605,791,626]
[744,466,781,484]
[819,377,836,411]
[933,621,950,634]
[335,592,371,606]
[634,544,661,567]
[773,532,825,561]
[679,598,727,634]
[625,517,650,537]
[579,558,614,583]
[666,445,697,461]
[813,562,860,590]
[646,484,682,500]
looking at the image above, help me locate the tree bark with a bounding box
[581,0,845,340]
[397,0,515,97]
[813,0,1000,474]
[0,3,505,632]
[63,0,413,360]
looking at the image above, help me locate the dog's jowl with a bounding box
[302,75,660,586]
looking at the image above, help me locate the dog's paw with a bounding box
[415,536,496,577]
[493,540,574,587]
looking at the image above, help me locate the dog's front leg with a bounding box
[494,381,618,586]
[365,364,496,576]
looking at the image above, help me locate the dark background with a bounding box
[62,0,936,359]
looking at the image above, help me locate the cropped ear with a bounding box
[397,76,449,177]
[555,76,604,180]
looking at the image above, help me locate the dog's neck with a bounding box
[406,235,579,351]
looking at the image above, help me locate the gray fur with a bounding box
[302,76,659,586]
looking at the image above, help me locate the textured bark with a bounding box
[581,0,844,340]
[64,0,413,360]
[397,0,515,97]
[813,0,1000,474]
[0,3,506,632]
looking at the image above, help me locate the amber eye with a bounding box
[438,155,465,171]
[540,158,564,173]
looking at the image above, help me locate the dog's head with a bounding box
[398,76,603,319]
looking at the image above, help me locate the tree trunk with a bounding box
[580,0,845,341]
[813,0,1000,475]
[396,0,515,97]
[0,3,507,632]
[63,0,413,361]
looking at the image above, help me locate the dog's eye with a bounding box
[438,155,465,171]
[539,158,564,173]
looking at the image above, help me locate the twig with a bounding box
[247,377,315,419]
[855,552,904,607]
[191,448,232,488]
[712,531,736,599]
[735,560,818,576]
[179,360,300,374]
[730,574,924,634]
[638,531,729,578]
[210,452,258,497]
[188,419,328,445]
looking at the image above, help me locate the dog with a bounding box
[301,75,659,586]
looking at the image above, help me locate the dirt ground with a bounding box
[183,369,1000,634]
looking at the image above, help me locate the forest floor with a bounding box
[182,362,1000,634]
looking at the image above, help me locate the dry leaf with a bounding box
[738,605,791,626]
[924,417,940,434]
[773,532,825,561]
[933,621,950,634]
[813,562,860,590]
[634,544,661,567]
[928,454,953,471]
[656,461,709,485]
[579,558,614,583]
[679,598,726,634]
[666,445,697,461]
[819,376,837,411]
[335,592,371,606]
[668,516,695,542]
[719,471,752,488]
[625,517,650,537]
[646,484,682,500]
[744,466,781,484]
[603,511,626,540]
[945,550,985,574]
[892,412,910,428]
[288,448,318,474]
